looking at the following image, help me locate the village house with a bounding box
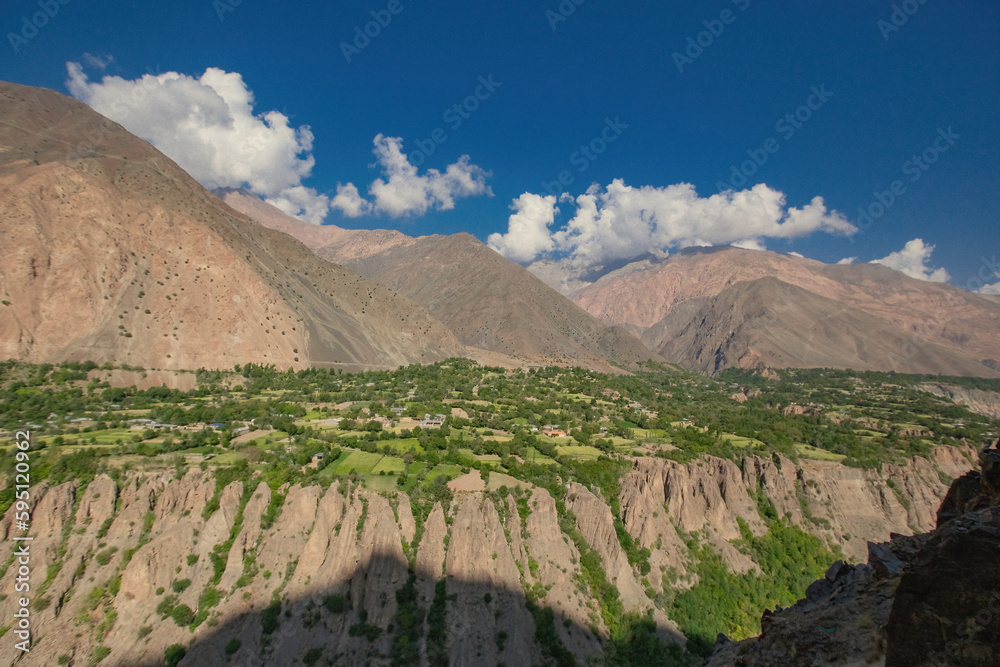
[420,413,446,427]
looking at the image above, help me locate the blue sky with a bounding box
[3,0,998,291]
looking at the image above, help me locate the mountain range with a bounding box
[568,246,1000,377]
[222,186,1000,379]
[219,189,659,373]
[3,78,999,379]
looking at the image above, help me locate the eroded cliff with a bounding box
[0,445,974,666]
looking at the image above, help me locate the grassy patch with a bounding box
[371,456,406,474]
[555,445,604,460]
[363,475,400,492]
[719,434,765,448]
[794,444,846,461]
[334,451,382,475]
[523,447,557,466]
[209,452,245,465]
[422,464,462,487]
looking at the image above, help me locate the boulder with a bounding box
[867,542,904,578]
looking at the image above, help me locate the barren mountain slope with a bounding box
[0,82,464,371]
[317,232,661,369]
[217,187,416,260]
[572,246,1000,376]
[219,191,661,370]
[646,277,1000,377]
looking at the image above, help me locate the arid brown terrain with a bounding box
[0,82,465,373]
[222,189,661,372]
[566,246,1000,376]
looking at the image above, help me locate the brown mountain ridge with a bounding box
[0,81,465,372]
[220,189,661,372]
[568,246,1000,377]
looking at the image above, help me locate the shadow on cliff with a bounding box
[134,551,691,667]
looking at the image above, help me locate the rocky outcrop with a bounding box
[446,495,536,666]
[702,445,1000,667]
[619,447,971,569]
[885,505,1000,666]
[524,487,605,663]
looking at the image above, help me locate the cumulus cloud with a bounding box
[870,238,950,282]
[732,239,768,251]
[66,62,330,223]
[975,271,1000,294]
[488,180,855,269]
[330,183,371,218]
[331,134,491,218]
[837,257,857,265]
[486,193,558,263]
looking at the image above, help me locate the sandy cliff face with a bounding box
[619,446,974,568]
[0,447,973,666]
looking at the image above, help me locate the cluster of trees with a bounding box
[671,515,835,656]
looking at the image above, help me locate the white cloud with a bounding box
[487,193,558,263]
[330,183,371,218]
[489,180,855,270]
[264,186,331,225]
[870,238,950,282]
[66,62,329,223]
[837,257,856,265]
[976,272,1000,295]
[732,239,768,251]
[786,251,805,258]
[331,134,491,218]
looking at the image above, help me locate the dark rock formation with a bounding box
[885,506,1000,667]
[937,470,983,527]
